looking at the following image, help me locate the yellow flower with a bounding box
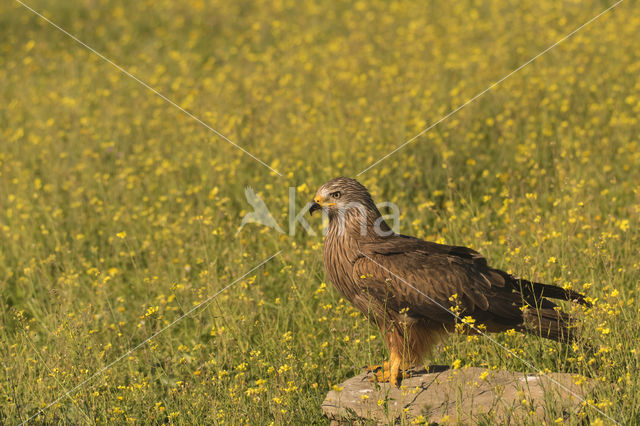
[618,219,629,232]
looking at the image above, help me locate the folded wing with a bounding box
[354,234,528,327]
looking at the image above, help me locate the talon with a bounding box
[366,365,407,386]
[364,361,390,372]
[365,350,410,386]
[368,368,391,383]
[388,371,410,387]
[390,374,399,387]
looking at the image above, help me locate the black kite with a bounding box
[310,177,589,386]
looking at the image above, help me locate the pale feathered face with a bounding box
[309,177,375,217]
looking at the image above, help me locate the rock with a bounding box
[322,365,594,424]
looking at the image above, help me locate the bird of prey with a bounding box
[309,177,589,386]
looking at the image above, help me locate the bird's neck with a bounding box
[326,205,391,242]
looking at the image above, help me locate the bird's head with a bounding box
[309,177,376,219]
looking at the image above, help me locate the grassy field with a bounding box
[1,0,639,423]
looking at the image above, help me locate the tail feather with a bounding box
[510,278,589,343]
[522,307,577,342]
[514,278,591,308]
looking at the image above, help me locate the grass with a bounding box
[1,0,639,423]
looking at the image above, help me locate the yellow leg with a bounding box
[389,348,402,386]
[368,348,408,386]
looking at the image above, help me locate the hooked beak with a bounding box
[310,196,336,216]
[309,201,322,215]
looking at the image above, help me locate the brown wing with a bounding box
[354,234,525,326]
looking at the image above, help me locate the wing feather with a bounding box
[355,235,523,325]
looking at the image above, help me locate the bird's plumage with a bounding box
[312,177,589,385]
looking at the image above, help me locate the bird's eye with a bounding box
[330,191,341,199]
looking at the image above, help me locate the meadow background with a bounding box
[1,0,639,423]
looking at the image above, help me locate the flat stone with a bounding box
[322,366,593,424]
